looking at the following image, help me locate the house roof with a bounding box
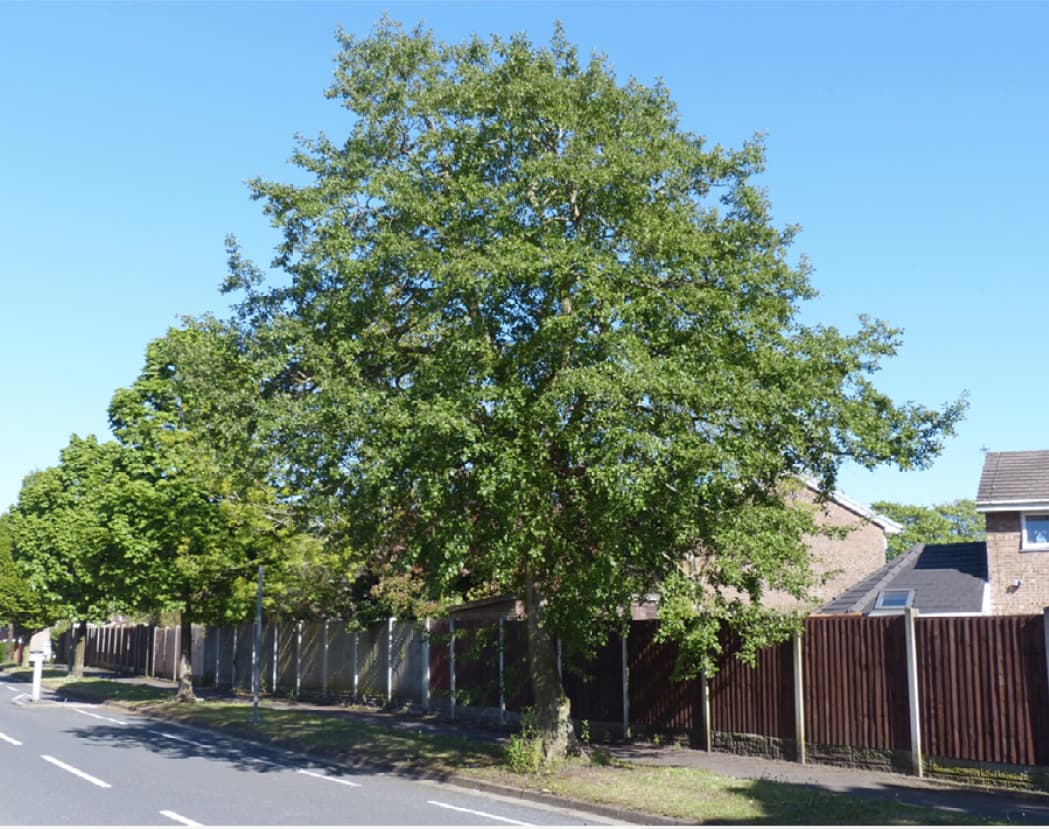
[816,541,988,616]
[799,478,903,534]
[977,450,1049,510]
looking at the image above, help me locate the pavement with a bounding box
[17,666,1049,824]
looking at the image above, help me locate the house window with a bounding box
[1022,514,1049,550]
[874,589,914,611]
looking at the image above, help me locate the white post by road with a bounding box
[31,653,44,702]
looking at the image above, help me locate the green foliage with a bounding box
[504,709,544,773]
[871,499,984,559]
[225,19,963,667]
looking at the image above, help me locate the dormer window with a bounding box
[1022,513,1049,550]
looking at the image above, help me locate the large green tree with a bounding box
[108,323,324,699]
[871,499,983,559]
[7,437,140,676]
[224,21,963,760]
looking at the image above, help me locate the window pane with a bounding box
[877,590,912,608]
[1026,515,1049,545]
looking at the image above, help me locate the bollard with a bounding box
[30,653,44,702]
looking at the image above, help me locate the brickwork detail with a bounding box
[985,512,1049,614]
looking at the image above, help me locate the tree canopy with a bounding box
[221,20,965,758]
[871,499,984,559]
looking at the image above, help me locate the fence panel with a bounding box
[564,635,623,725]
[804,615,909,751]
[919,615,1049,766]
[709,636,794,740]
[627,621,704,736]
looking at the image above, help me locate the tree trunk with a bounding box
[174,612,196,702]
[524,574,576,764]
[72,620,87,679]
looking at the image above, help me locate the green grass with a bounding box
[38,674,990,825]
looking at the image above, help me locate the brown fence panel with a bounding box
[627,621,704,735]
[805,615,909,751]
[564,635,624,725]
[919,614,1049,766]
[710,636,794,739]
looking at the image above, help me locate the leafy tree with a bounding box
[6,438,139,676]
[107,323,323,700]
[871,499,984,559]
[0,512,53,653]
[224,20,964,760]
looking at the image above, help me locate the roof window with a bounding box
[874,589,914,611]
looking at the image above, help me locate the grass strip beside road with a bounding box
[35,674,985,825]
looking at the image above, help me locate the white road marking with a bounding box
[5,685,19,692]
[149,730,211,749]
[427,800,533,825]
[41,754,112,788]
[159,809,202,826]
[11,693,29,705]
[73,707,127,725]
[0,732,22,746]
[296,768,361,787]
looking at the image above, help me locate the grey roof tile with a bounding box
[817,541,987,616]
[978,450,1049,504]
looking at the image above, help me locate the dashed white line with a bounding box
[73,707,127,725]
[41,754,112,788]
[4,685,19,692]
[296,768,361,787]
[159,809,202,826]
[427,800,533,825]
[0,732,22,746]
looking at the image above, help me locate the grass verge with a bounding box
[35,674,987,825]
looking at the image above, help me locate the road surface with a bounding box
[0,674,611,826]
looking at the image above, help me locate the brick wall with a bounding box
[986,512,1049,614]
[763,491,888,612]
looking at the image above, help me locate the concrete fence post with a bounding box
[498,618,506,725]
[386,617,394,703]
[700,672,712,752]
[353,630,359,701]
[793,630,806,764]
[322,620,330,698]
[272,624,278,694]
[422,619,431,713]
[450,618,457,722]
[621,633,631,739]
[296,621,303,699]
[231,627,238,688]
[904,607,923,777]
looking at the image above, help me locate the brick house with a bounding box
[821,449,1049,618]
[976,450,1049,614]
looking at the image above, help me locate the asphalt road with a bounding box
[0,676,611,826]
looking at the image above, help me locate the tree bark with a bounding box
[524,574,576,764]
[72,620,87,679]
[174,611,196,702]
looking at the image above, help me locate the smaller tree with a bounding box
[871,499,984,559]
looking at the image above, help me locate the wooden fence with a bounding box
[61,610,1049,782]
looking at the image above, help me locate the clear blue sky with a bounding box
[3,1,1046,514]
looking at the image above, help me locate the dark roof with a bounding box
[978,450,1049,504]
[817,541,987,616]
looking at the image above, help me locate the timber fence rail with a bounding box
[59,610,1049,785]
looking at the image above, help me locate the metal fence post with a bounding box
[353,629,359,701]
[904,607,923,777]
[793,630,806,764]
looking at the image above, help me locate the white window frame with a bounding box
[1021,512,1049,551]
